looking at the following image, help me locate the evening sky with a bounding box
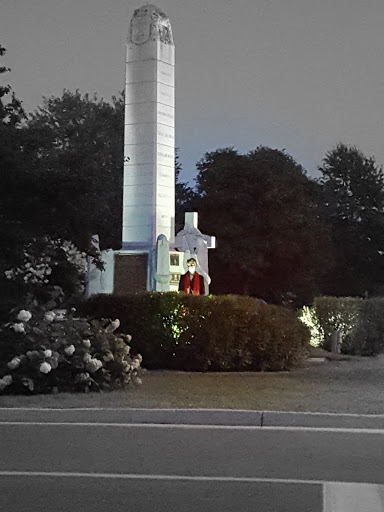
[1,0,384,183]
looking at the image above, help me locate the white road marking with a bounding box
[0,470,379,486]
[0,421,384,434]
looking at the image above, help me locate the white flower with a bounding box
[17,310,32,322]
[126,334,132,342]
[11,323,25,334]
[64,345,75,356]
[106,319,120,332]
[82,339,91,348]
[4,270,13,279]
[136,354,143,363]
[122,361,130,372]
[122,346,130,356]
[103,351,114,362]
[86,358,102,373]
[2,375,12,386]
[26,350,39,359]
[7,357,21,370]
[135,377,143,386]
[43,349,52,358]
[44,311,56,322]
[0,374,13,389]
[76,372,90,383]
[111,319,120,330]
[39,362,52,374]
[130,359,140,371]
[83,353,92,363]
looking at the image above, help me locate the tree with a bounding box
[319,143,384,296]
[175,148,196,231]
[0,45,29,269]
[23,90,124,251]
[194,147,332,305]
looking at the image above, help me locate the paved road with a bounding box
[1,408,384,511]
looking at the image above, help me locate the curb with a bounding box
[1,407,384,429]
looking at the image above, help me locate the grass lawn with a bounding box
[1,353,384,414]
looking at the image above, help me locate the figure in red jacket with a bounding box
[178,258,205,295]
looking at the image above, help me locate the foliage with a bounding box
[0,45,30,272]
[0,237,87,322]
[312,296,363,351]
[343,298,384,356]
[319,143,384,296]
[299,296,384,356]
[81,293,310,371]
[175,148,197,232]
[23,90,124,251]
[297,306,324,347]
[193,147,332,306]
[0,298,142,395]
[0,45,26,125]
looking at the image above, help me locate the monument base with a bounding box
[85,212,215,297]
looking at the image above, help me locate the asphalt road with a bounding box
[1,408,384,511]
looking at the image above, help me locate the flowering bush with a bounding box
[0,302,143,395]
[3,236,87,302]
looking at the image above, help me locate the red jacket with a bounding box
[178,272,205,295]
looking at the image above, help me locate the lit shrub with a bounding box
[298,296,384,356]
[82,293,310,371]
[298,305,324,347]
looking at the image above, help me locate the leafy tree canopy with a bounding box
[319,143,384,296]
[0,45,29,270]
[175,148,196,231]
[194,146,332,305]
[23,90,125,251]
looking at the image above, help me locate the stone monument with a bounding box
[122,4,175,251]
[85,4,215,296]
[115,4,175,294]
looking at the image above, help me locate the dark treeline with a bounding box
[2,46,384,307]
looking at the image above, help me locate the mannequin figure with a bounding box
[178,258,205,295]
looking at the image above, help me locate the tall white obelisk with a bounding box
[122,5,175,252]
[85,5,215,296]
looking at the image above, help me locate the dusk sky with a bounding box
[2,0,384,184]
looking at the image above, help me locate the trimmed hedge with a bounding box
[80,293,310,371]
[301,296,384,356]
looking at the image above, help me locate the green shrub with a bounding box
[314,296,363,351]
[297,305,324,347]
[343,298,384,356]
[81,293,310,371]
[298,296,384,356]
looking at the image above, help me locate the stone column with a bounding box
[122,5,175,252]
